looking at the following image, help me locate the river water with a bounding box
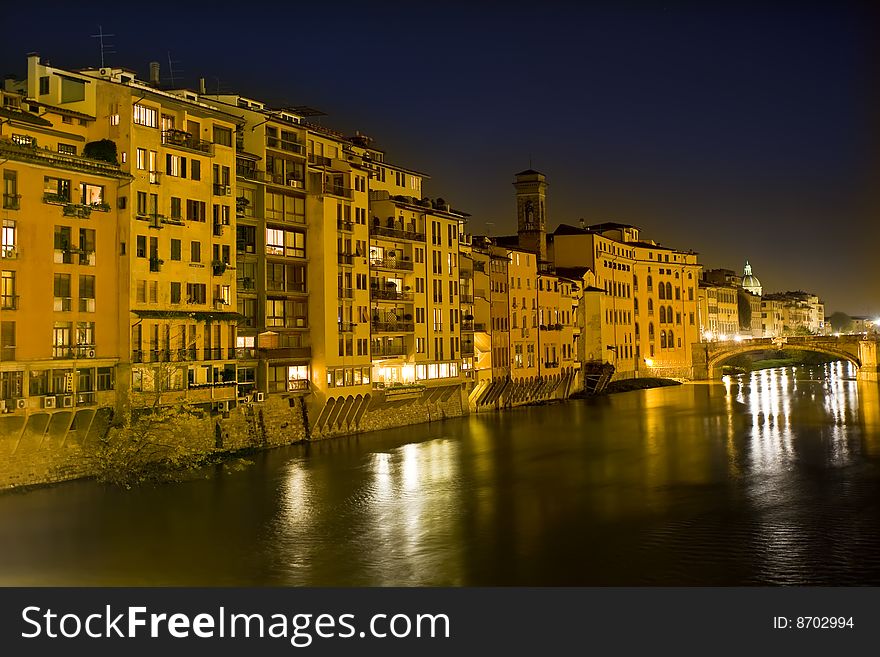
[2,362,880,586]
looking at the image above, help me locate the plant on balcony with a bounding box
[90,201,111,212]
[403,313,413,321]
[463,313,474,321]
[212,259,228,276]
[149,256,164,272]
[82,139,119,165]
[385,281,397,289]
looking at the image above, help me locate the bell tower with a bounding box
[514,169,548,262]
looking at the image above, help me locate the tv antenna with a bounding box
[166,51,183,87]
[90,26,116,68]
[486,221,495,237]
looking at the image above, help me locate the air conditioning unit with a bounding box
[253,391,265,403]
[43,396,57,409]
[1,247,18,259]
[87,349,96,358]
[62,396,74,408]
[287,179,303,189]
[224,185,231,195]
[15,398,26,410]
[215,400,232,412]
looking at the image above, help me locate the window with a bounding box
[76,322,95,347]
[186,283,206,304]
[39,76,49,95]
[44,176,71,202]
[53,322,72,358]
[212,126,232,147]
[79,275,96,312]
[54,274,72,311]
[190,241,201,262]
[170,197,182,220]
[171,282,181,304]
[0,271,15,310]
[186,199,206,222]
[97,367,115,391]
[0,321,15,361]
[1,219,16,258]
[170,239,181,261]
[3,170,18,210]
[133,104,158,128]
[136,235,147,258]
[54,226,73,264]
[137,191,148,216]
[80,183,104,207]
[58,143,77,156]
[191,160,201,181]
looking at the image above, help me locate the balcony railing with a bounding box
[371,320,415,333]
[308,154,332,167]
[338,322,356,333]
[149,170,161,184]
[338,287,354,299]
[323,185,353,199]
[266,136,305,155]
[235,347,257,359]
[474,322,488,332]
[544,361,560,368]
[1,138,124,178]
[236,166,266,182]
[203,347,225,360]
[0,294,18,310]
[461,320,475,332]
[370,288,413,301]
[370,257,413,271]
[460,293,474,304]
[161,129,213,155]
[338,253,354,265]
[371,225,426,242]
[257,346,312,360]
[461,343,475,356]
[2,194,20,210]
[337,219,354,232]
[372,344,409,357]
[540,323,564,331]
[288,378,310,392]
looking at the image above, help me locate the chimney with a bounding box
[579,218,586,230]
[149,61,160,86]
[199,77,206,94]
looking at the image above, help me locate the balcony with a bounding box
[203,347,226,361]
[149,170,161,185]
[372,344,408,358]
[338,287,354,299]
[323,184,353,199]
[266,136,305,155]
[2,193,20,210]
[370,257,413,271]
[52,346,74,359]
[43,192,71,205]
[474,322,488,332]
[460,293,474,304]
[338,321,357,333]
[235,347,257,359]
[544,361,560,368]
[539,323,563,331]
[461,342,475,356]
[308,154,332,167]
[371,320,415,333]
[213,183,231,196]
[176,348,198,361]
[1,138,125,178]
[371,225,426,242]
[256,346,312,360]
[337,219,354,232]
[370,288,413,302]
[288,379,310,393]
[62,203,93,218]
[461,320,475,332]
[236,165,266,182]
[149,257,163,273]
[161,129,213,155]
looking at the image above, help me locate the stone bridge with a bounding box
[691,335,880,381]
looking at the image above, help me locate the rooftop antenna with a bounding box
[486,221,495,237]
[166,51,182,87]
[90,26,116,68]
[528,154,532,169]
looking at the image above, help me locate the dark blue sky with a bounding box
[3,2,876,314]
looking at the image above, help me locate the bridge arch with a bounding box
[694,336,867,379]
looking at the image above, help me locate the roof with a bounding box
[586,221,636,231]
[554,266,594,280]
[0,106,52,127]
[515,168,544,176]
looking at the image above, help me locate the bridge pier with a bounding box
[858,341,879,381]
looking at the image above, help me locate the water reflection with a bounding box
[1,363,880,585]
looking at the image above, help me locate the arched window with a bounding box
[659,306,666,323]
[648,299,654,314]
[648,322,655,339]
[633,274,638,290]
[667,305,673,322]
[666,282,672,299]
[635,322,640,336]
[634,298,639,313]
[675,287,680,300]
[647,275,653,290]
[658,284,666,300]
[668,330,674,348]
[660,330,667,349]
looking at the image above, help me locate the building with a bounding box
[741,260,762,296]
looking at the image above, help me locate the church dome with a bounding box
[741,260,762,296]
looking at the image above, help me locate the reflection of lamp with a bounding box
[644,357,654,367]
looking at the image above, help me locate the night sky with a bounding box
[3,2,876,314]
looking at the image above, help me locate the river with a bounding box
[2,362,880,585]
